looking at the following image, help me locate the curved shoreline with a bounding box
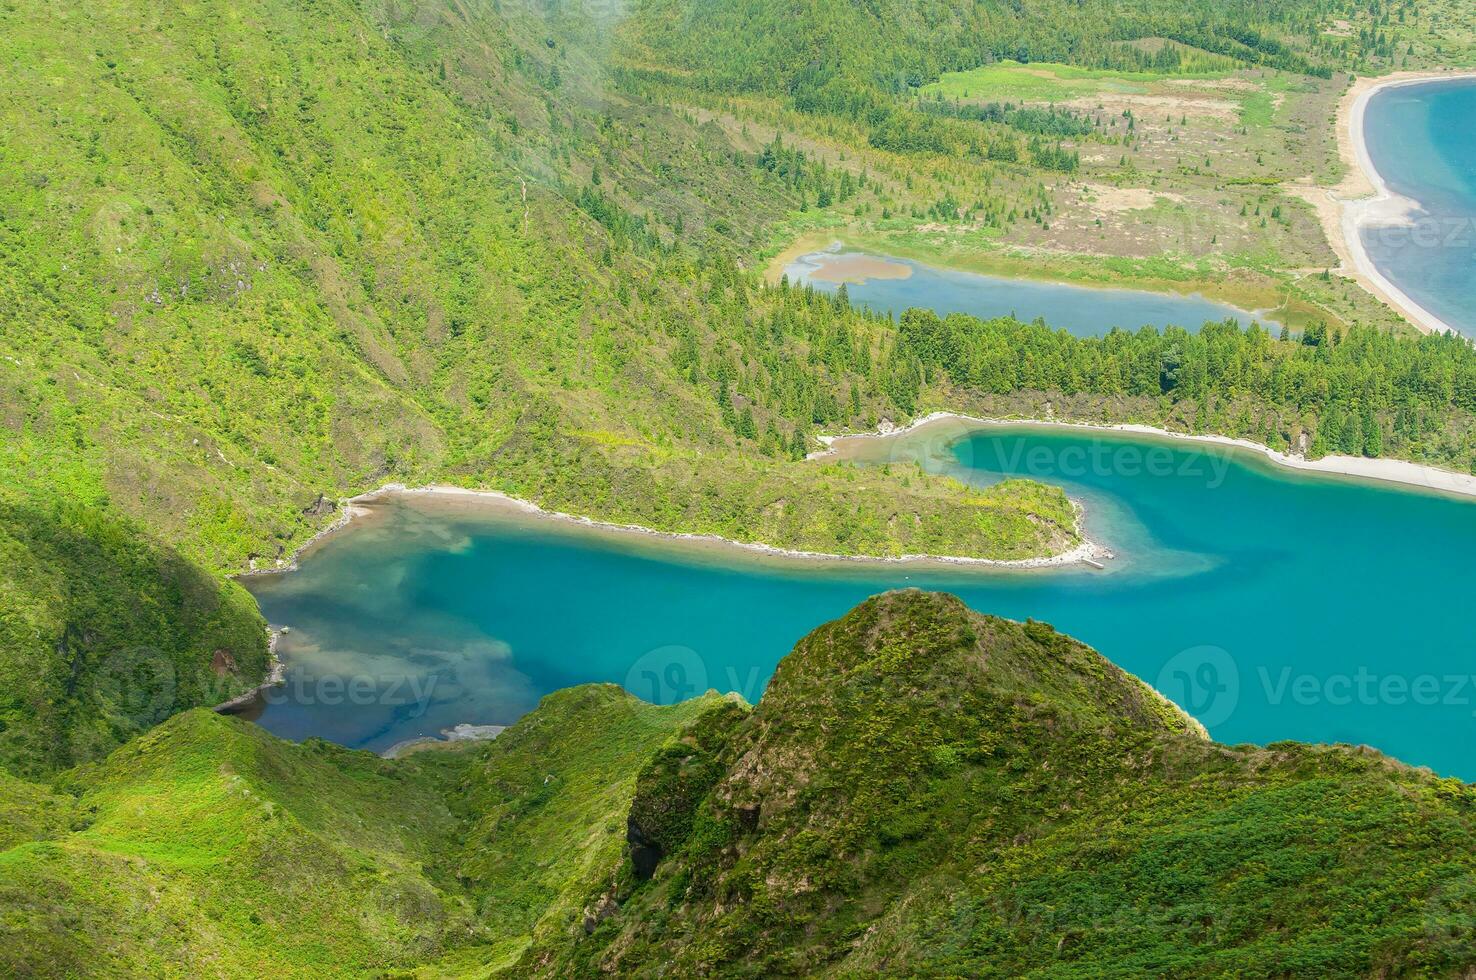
[213,627,287,713]
[819,411,1476,501]
[772,237,1283,329]
[343,484,1104,571]
[238,483,1106,580]
[242,407,1476,592]
[1326,70,1476,335]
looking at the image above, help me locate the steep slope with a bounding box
[0,0,1079,777]
[0,689,732,977]
[0,0,1074,574]
[527,591,1476,977]
[447,685,747,972]
[0,710,477,977]
[5,593,1475,976]
[0,490,266,776]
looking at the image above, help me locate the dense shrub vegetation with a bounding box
[7,595,1473,975]
[529,592,1476,977]
[4,0,1476,968]
[0,490,266,776]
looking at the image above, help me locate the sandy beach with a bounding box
[242,406,1476,590]
[763,230,843,284]
[1293,69,1476,335]
[820,411,1476,501]
[328,483,1107,572]
[797,250,913,285]
[236,466,1106,577]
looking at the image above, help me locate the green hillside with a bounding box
[0,490,266,776]
[621,0,1474,104]
[624,0,1332,103]
[5,0,1476,973]
[5,593,1474,976]
[0,0,1073,576]
[528,592,1476,977]
[0,709,479,977]
[0,0,1089,775]
[0,688,731,977]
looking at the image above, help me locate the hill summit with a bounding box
[4,592,1475,977]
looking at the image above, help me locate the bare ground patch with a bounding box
[1066,93,1240,121]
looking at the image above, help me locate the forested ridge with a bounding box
[890,306,1476,461]
[617,0,1473,152]
[0,0,1069,574]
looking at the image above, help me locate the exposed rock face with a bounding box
[210,649,239,678]
[625,817,662,881]
[303,493,337,517]
[582,892,618,934]
[623,696,750,881]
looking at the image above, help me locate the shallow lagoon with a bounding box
[246,423,1476,779]
[783,249,1278,336]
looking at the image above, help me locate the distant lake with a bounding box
[244,423,1476,780]
[1361,77,1476,336]
[783,249,1278,336]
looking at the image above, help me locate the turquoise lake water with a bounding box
[244,424,1476,780]
[783,250,1278,337]
[1362,77,1476,336]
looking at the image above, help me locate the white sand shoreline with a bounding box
[240,406,1476,592]
[349,484,1106,570]
[1327,70,1476,335]
[241,407,1476,591]
[237,480,1106,579]
[818,411,1476,501]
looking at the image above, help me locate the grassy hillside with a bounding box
[528,592,1476,977]
[447,685,747,972]
[0,0,1085,779]
[622,0,1474,102]
[5,1,1476,972]
[7,593,1474,976]
[0,710,478,977]
[0,0,1075,578]
[0,489,266,777]
[0,689,729,977]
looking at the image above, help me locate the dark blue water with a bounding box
[784,250,1277,336]
[1361,77,1476,336]
[245,424,1476,779]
